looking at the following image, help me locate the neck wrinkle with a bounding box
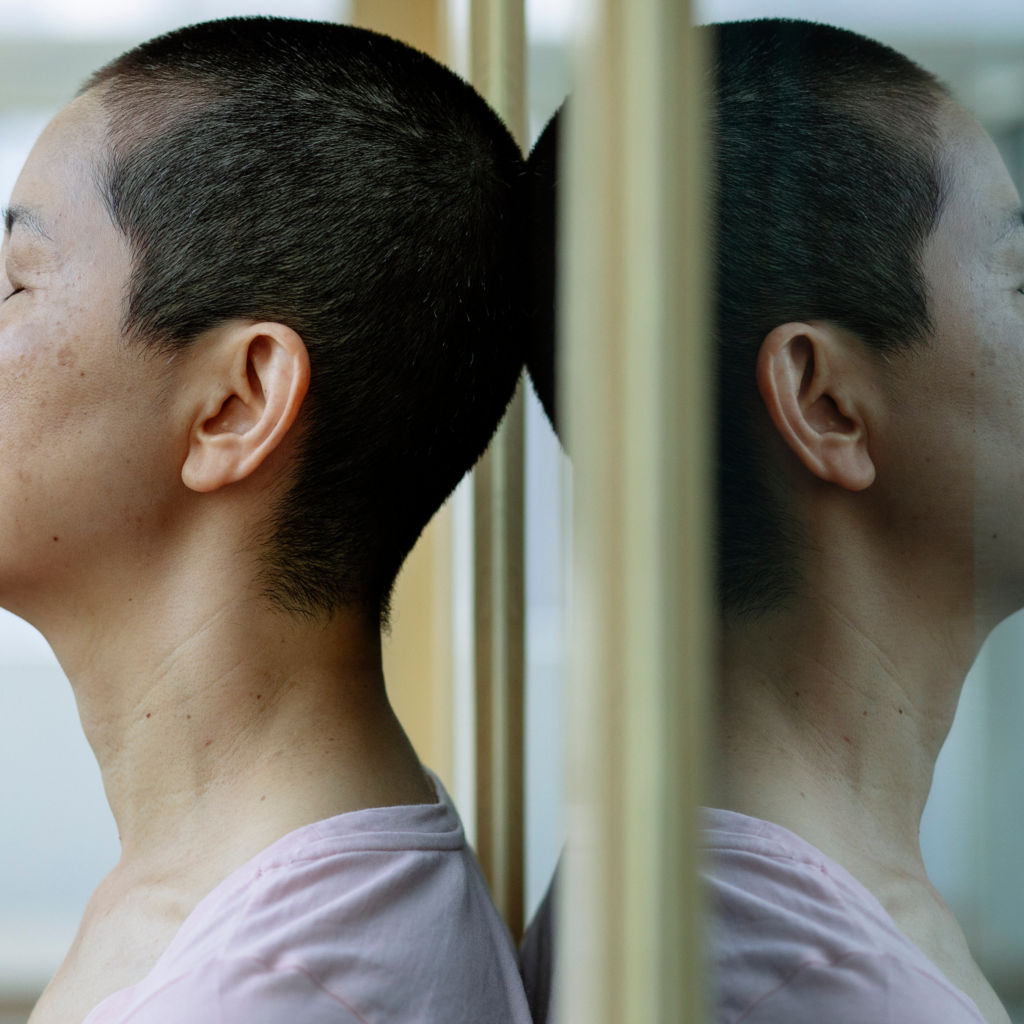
[28,550,424,878]
[717,539,976,885]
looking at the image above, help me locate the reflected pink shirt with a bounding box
[703,808,986,1024]
[84,774,530,1024]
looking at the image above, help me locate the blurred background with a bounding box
[2,0,1024,1020]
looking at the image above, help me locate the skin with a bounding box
[2,91,434,1024]
[717,100,1024,1024]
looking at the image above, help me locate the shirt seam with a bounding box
[250,842,466,884]
[704,839,833,871]
[703,842,887,915]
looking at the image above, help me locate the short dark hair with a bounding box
[525,112,559,434]
[523,23,947,617]
[712,19,948,616]
[84,17,526,620]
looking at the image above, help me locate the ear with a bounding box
[182,322,310,494]
[756,322,875,491]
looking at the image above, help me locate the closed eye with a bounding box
[2,288,23,301]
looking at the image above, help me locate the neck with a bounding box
[717,518,977,885]
[21,533,431,881]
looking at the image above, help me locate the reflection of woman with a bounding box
[525,19,1017,1024]
[708,20,1013,1023]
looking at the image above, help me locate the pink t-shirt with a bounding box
[83,773,530,1024]
[703,808,986,1024]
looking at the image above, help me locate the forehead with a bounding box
[7,92,112,245]
[931,101,1021,255]
[5,92,128,289]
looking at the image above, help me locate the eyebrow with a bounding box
[3,204,52,241]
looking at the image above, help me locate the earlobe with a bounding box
[181,322,310,494]
[756,323,875,492]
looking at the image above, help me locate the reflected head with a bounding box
[713,19,950,617]
[79,18,525,620]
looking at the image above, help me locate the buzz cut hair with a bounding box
[85,17,526,622]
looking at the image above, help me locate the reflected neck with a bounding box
[716,568,976,885]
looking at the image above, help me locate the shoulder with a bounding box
[703,808,894,957]
[92,789,531,1024]
[231,835,526,1006]
[702,809,985,1024]
[226,797,519,980]
[731,952,985,1024]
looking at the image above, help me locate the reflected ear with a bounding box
[181,322,310,494]
[756,322,875,492]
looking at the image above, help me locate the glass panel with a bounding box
[700,3,1024,1022]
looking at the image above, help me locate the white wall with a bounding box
[922,613,1024,1003]
[0,1,339,38]
[0,614,118,999]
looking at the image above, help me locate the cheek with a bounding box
[0,315,178,566]
[0,314,109,460]
[867,337,978,560]
[972,320,1024,600]
[973,313,1024,439]
[970,288,1024,476]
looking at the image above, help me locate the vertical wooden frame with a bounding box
[350,0,448,58]
[470,0,526,143]
[469,0,527,941]
[562,0,710,1021]
[473,385,526,939]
